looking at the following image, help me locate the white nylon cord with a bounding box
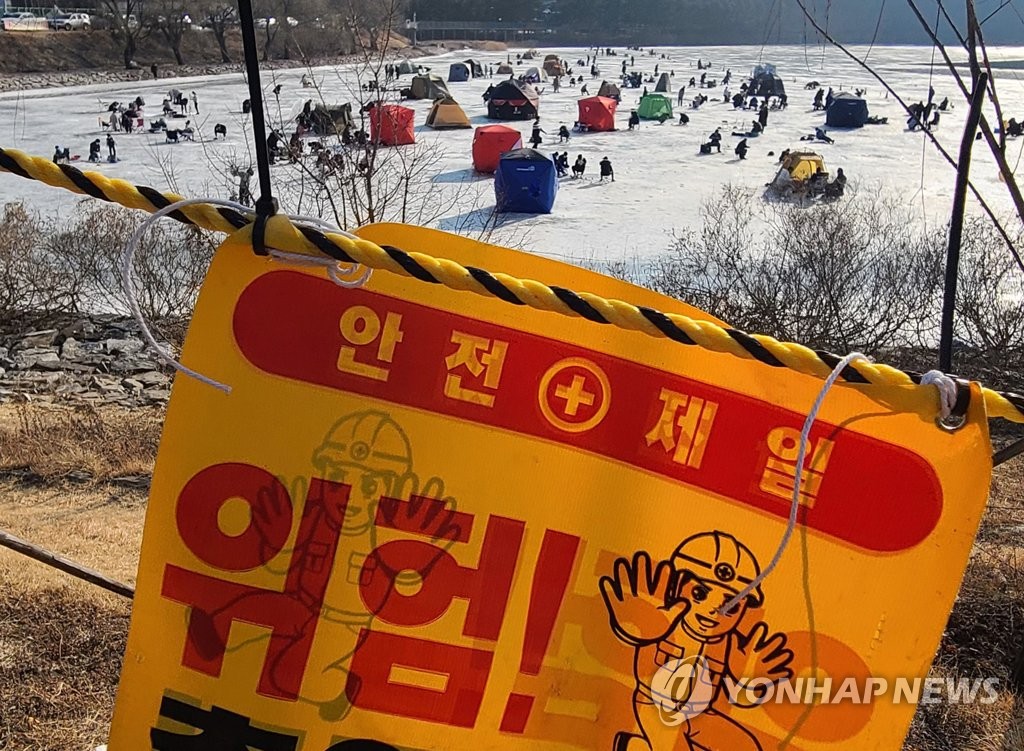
[120,197,370,394]
[721,352,868,613]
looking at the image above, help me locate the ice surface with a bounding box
[1,44,1023,263]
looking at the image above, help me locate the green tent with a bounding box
[637,93,673,120]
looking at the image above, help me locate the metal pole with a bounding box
[938,71,987,372]
[236,0,273,214]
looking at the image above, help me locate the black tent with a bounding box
[487,79,540,121]
[750,65,786,99]
[464,58,484,77]
[308,103,352,136]
[826,92,870,128]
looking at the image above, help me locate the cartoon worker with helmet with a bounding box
[305,410,458,719]
[600,531,794,751]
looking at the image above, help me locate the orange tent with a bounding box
[369,104,415,146]
[472,124,523,173]
[577,96,618,132]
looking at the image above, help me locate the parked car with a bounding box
[54,12,91,30]
[46,12,69,29]
[255,16,298,28]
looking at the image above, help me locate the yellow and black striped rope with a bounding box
[2,146,1022,424]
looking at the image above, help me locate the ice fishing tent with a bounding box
[487,80,540,121]
[410,74,450,100]
[522,49,536,60]
[636,93,673,120]
[750,63,786,98]
[826,92,870,128]
[426,97,471,129]
[543,58,565,77]
[308,103,352,136]
[779,150,827,181]
[369,104,415,146]
[464,59,484,77]
[497,63,514,75]
[523,66,547,84]
[654,72,671,92]
[495,148,557,214]
[597,80,622,101]
[577,96,618,132]
[543,53,560,62]
[396,59,416,75]
[448,63,471,82]
[473,124,523,172]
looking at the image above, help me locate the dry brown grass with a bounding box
[0,404,162,483]
[0,586,129,751]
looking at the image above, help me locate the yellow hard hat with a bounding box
[670,531,763,607]
[314,411,412,476]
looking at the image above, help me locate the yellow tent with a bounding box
[781,150,827,182]
[425,97,471,129]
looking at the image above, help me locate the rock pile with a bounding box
[0,315,177,406]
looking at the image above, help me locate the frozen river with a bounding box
[1,44,1023,262]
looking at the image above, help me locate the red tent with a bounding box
[472,124,523,173]
[369,104,415,146]
[577,96,618,132]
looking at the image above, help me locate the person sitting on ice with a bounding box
[558,124,571,142]
[572,154,587,178]
[825,167,847,198]
[88,139,101,163]
[708,128,722,152]
[301,73,313,88]
[581,83,589,95]
[814,126,835,144]
[627,110,640,130]
[53,145,63,164]
[938,96,950,112]
[1008,118,1024,138]
[599,156,614,181]
[732,92,745,109]
[809,166,829,195]
[735,138,749,160]
[678,112,689,125]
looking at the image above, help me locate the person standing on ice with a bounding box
[758,103,769,130]
[677,86,686,105]
[813,88,825,110]
[529,120,545,148]
[150,62,158,79]
[106,134,116,161]
[191,91,199,114]
[237,167,254,207]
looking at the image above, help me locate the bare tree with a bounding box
[198,1,237,63]
[152,0,192,66]
[95,0,149,69]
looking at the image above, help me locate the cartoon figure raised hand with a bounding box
[602,532,794,751]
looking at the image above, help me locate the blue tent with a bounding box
[495,149,557,214]
[826,92,869,128]
[448,62,471,82]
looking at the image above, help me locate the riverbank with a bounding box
[0,36,504,92]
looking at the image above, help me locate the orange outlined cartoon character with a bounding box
[601,532,793,751]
